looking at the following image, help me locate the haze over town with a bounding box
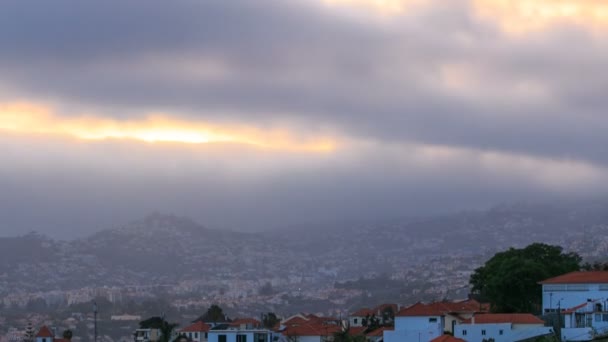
[2,1,608,342]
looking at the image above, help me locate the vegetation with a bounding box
[62,330,73,340]
[470,243,581,313]
[333,328,367,342]
[194,305,228,323]
[139,316,179,342]
[262,312,280,329]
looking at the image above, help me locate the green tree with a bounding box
[62,330,73,341]
[333,328,367,342]
[262,312,280,329]
[470,243,581,313]
[195,305,227,323]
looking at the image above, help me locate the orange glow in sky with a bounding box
[0,103,337,153]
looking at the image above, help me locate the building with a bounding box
[208,329,275,342]
[453,314,552,342]
[383,299,488,342]
[179,321,212,342]
[349,304,399,328]
[134,329,163,342]
[230,319,262,330]
[540,271,608,341]
[34,326,70,342]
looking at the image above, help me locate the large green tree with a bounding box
[470,243,581,313]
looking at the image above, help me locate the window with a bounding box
[462,330,467,336]
[237,334,248,342]
[429,318,438,323]
[205,333,209,339]
[481,330,486,336]
[499,330,503,336]
[195,333,199,339]
[603,314,608,322]
[218,335,227,342]
[596,314,602,322]
[354,319,358,324]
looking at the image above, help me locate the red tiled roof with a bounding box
[36,326,54,338]
[461,314,544,325]
[347,327,367,336]
[366,327,392,337]
[351,308,375,317]
[181,321,211,333]
[397,302,446,317]
[397,300,488,317]
[54,338,70,342]
[540,271,608,284]
[431,335,466,342]
[282,324,342,337]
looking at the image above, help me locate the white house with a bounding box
[134,328,162,342]
[383,302,445,342]
[453,314,553,342]
[179,321,212,342]
[540,271,608,341]
[208,329,275,342]
[383,299,488,342]
[35,326,69,342]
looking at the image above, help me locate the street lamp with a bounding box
[93,301,98,342]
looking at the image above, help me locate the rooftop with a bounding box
[461,314,544,325]
[540,271,608,284]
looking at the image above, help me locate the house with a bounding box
[207,329,276,342]
[383,299,488,342]
[179,321,212,342]
[134,328,163,342]
[281,323,342,342]
[35,326,55,342]
[35,326,71,342]
[280,314,341,342]
[453,314,553,342]
[383,302,446,342]
[349,304,399,327]
[540,271,608,341]
[350,309,375,327]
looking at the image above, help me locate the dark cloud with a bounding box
[1,0,608,236]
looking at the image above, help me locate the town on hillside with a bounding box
[10,268,608,342]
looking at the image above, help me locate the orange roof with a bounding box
[347,327,367,336]
[181,321,211,333]
[36,326,54,338]
[431,335,466,342]
[398,302,446,317]
[282,324,342,337]
[461,314,544,325]
[397,300,488,317]
[366,327,392,337]
[540,271,608,284]
[351,308,375,317]
[54,339,70,342]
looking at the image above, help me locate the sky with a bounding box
[1,0,608,238]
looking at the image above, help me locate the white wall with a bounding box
[542,284,608,312]
[208,330,272,342]
[385,316,443,342]
[454,323,512,342]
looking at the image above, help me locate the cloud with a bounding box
[1,0,608,235]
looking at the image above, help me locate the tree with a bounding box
[195,305,227,323]
[262,312,280,329]
[333,327,367,342]
[139,316,179,342]
[470,243,581,313]
[62,330,73,341]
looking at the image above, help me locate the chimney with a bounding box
[471,314,475,325]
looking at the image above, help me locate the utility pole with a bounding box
[556,300,562,342]
[93,301,98,342]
